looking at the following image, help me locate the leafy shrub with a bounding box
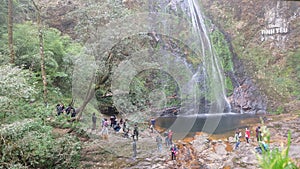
[257,120,297,169]
[286,49,300,99]
[0,120,81,169]
[258,131,298,169]
[209,26,234,96]
[0,22,82,93]
[0,65,56,123]
[271,106,285,115]
[0,65,37,122]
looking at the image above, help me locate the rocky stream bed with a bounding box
[78,113,300,169]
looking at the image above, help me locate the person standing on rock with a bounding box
[122,119,127,132]
[56,104,63,116]
[92,113,97,131]
[100,119,109,138]
[123,127,130,138]
[164,132,170,147]
[149,118,156,133]
[150,124,154,133]
[245,128,250,143]
[234,130,241,149]
[133,123,139,141]
[150,118,156,127]
[70,107,76,118]
[110,115,115,128]
[170,144,177,160]
[156,135,163,152]
[256,126,261,142]
[119,118,123,125]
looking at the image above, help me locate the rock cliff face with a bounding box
[229,78,267,114]
[201,0,300,113]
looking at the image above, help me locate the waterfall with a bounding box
[144,0,231,114]
[186,0,231,113]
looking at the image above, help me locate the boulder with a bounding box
[229,78,267,114]
[228,136,235,143]
[214,143,228,156]
[159,107,180,117]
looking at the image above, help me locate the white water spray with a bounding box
[187,0,231,113]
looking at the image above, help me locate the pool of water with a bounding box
[156,113,260,139]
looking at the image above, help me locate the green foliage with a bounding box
[0,52,10,65]
[129,69,181,111]
[0,65,37,122]
[286,49,300,99]
[0,119,81,169]
[0,65,35,98]
[51,114,82,129]
[0,0,9,35]
[271,106,284,115]
[0,64,62,123]
[225,77,234,96]
[257,119,297,169]
[0,22,82,94]
[258,131,298,169]
[237,43,299,106]
[209,28,234,96]
[186,54,202,69]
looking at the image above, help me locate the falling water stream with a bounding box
[187,0,230,114]
[155,0,259,137]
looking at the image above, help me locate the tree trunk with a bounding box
[8,0,15,64]
[74,51,114,120]
[74,53,113,120]
[38,16,48,105]
[74,69,113,120]
[32,0,47,105]
[75,77,95,121]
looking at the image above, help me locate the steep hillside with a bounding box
[201,0,300,113]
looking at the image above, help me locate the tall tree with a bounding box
[32,0,47,105]
[7,0,15,64]
[74,53,112,121]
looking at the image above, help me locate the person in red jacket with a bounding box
[245,128,250,143]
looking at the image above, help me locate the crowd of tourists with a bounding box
[56,103,76,117]
[234,126,269,154]
[95,114,269,161]
[90,114,179,160]
[56,104,270,161]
